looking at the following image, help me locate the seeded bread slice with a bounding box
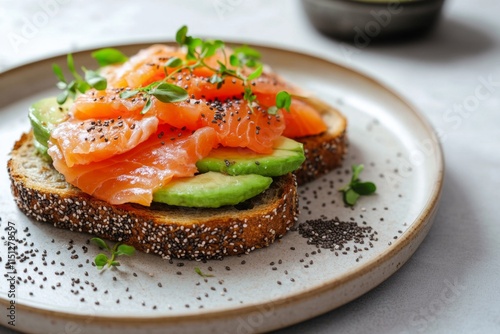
[293,95,347,185]
[8,132,299,260]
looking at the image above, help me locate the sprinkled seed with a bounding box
[298,217,377,253]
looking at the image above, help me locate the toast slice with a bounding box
[7,94,345,260]
[8,132,299,260]
[293,94,347,185]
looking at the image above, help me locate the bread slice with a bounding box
[8,132,299,260]
[292,95,348,185]
[7,94,345,260]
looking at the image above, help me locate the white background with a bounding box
[1,0,499,333]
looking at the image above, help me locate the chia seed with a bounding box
[298,217,377,252]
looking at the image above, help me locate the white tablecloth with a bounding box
[1,0,499,333]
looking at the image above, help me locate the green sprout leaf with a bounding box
[247,64,263,81]
[243,87,257,104]
[176,25,189,46]
[209,74,223,85]
[91,48,128,67]
[344,189,360,206]
[91,238,136,270]
[52,64,66,83]
[351,164,364,183]
[119,89,140,99]
[76,80,90,94]
[201,39,224,58]
[195,267,214,278]
[56,81,67,89]
[232,45,261,68]
[266,91,292,115]
[84,69,107,90]
[53,53,108,104]
[91,237,110,250]
[56,90,69,105]
[275,91,292,112]
[233,45,261,59]
[165,57,183,68]
[149,82,188,103]
[339,164,377,206]
[67,54,79,79]
[267,106,278,115]
[229,54,240,67]
[141,96,153,114]
[116,244,136,256]
[94,253,109,270]
[351,182,377,195]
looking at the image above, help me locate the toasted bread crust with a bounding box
[8,132,298,260]
[293,95,347,184]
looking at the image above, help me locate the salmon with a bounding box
[255,94,327,138]
[101,45,185,89]
[156,96,285,154]
[48,44,328,206]
[49,125,218,206]
[71,89,284,154]
[101,45,296,101]
[49,115,158,167]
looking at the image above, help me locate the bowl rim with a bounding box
[302,0,445,8]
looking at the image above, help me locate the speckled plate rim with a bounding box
[0,43,444,330]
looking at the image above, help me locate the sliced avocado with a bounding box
[196,137,305,177]
[33,138,52,160]
[272,136,305,153]
[28,97,72,147]
[152,172,272,208]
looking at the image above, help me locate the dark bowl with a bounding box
[301,0,445,42]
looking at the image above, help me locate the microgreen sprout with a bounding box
[53,54,107,104]
[339,164,377,206]
[119,25,290,114]
[194,267,214,278]
[91,48,128,67]
[54,27,292,115]
[91,237,136,270]
[267,91,292,115]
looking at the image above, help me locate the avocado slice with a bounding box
[152,172,272,208]
[196,137,305,177]
[272,136,305,153]
[28,97,72,148]
[33,138,52,160]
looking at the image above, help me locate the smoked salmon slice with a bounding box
[101,45,298,102]
[101,45,185,89]
[70,89,285,154]
[49,125,218,206]
[49,114,158,167]
[255,94,327,138]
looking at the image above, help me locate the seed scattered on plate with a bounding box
[298,217,377,253]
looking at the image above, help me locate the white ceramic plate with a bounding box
[0,44,443,334]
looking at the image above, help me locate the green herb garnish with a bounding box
[55,27,291,115]
[91,48,129,67]
[53,54,107,104]
[121,25,290,114]
[91,237,136,270]
[118,81,189,115]
[194,267,214,278]
[267,91,292,115]
[339,164,377,206]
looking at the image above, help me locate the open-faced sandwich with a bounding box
[8,26,346,260]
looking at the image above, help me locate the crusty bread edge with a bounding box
[8,132,299,260]
[293,95,348,185]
